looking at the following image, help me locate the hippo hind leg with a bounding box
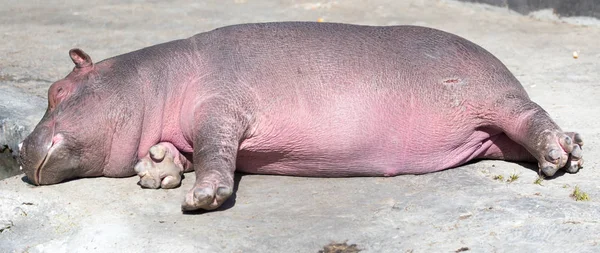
[475,132,535,162]
[483,93,584,176]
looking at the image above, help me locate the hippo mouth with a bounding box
[32,142,52,185]
[21,133,64,185]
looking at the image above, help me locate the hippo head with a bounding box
[19,49,141,185]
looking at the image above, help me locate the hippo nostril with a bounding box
[51,134,64,148]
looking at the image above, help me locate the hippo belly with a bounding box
[236,79,504,177]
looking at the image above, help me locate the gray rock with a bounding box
[0,85,45,179]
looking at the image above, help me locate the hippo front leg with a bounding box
[181,102,249,211]
[134,142,191,189]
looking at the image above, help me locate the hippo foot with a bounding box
[181,171,234,211]
[134,143,183,189]
[537,131,583,177]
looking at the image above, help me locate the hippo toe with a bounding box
[539,131,584,176]
[182,171,234,211]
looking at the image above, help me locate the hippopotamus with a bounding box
[19,22,584,211]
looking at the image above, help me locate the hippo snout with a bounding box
[20,126,77,185]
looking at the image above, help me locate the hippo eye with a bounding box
[51,87,66,109]
[55,87,67,101]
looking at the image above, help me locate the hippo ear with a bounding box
[69,48,93,68]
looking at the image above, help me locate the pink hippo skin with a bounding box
[19,22,584,211]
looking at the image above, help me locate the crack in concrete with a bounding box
[0,74,52,84]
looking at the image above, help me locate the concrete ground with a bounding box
[1,0,600,252]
